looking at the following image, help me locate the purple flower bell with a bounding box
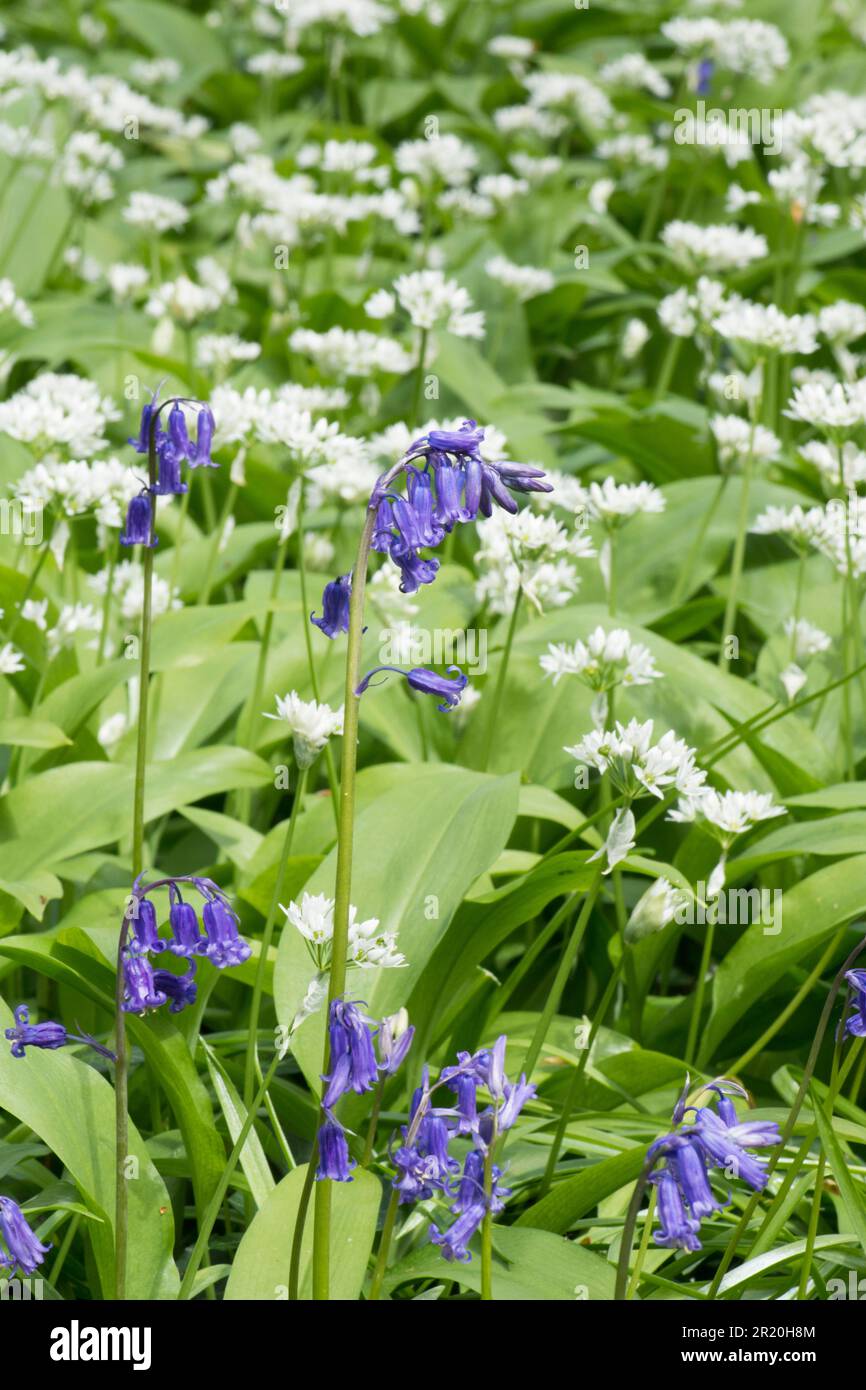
[200,896,252,969]
[311,574,352,639]
[5,1005,115,1061]
[120,492,156,548]
[0,1196,50,1276]
[355,664,468,712]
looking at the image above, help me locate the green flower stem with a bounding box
[538,958,623,1199]
[410,328,429,430]
[717,445,756,669]
[684,917,714,1067]
[362,1077,385,1166]
[483,893,579,1030]
[520,871,603,1080]
[4,539,49,644]
[705,931,866,1297]
[368,1187,400,1302]
[481,586,522,770]
[288,1148,318,1301]
[537,793,627,864]
[626,1184,657,1301]
[234,529,292,823]
[606,534,617,616]
[243,765,308,1111]
[614,1155,653,1300]
[179,1051,281,1300]
[672,476,728,606]
[480,1132,498,1302]
[115,417,159,1301]
[296,484,340,827]
[311,458,407,1301]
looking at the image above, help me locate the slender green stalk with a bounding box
[538,960,623,1198]
[614,1159,653,1300]
[115,412,159,1301]
[179,1052,281,1299]
[362,1078,385,1166]
[685,919,714,1067]
[672,476,728,606]
[96,534,119,665]
[797,1143,826,1299]
[480,1138,496,1301]
[288,1151,317,1301]
[234,529,291,822]
[606,534,617,616]
[296,485,340,826]
[728,926,845,1075]
[520,873,602,1080]
[481,587,522,769]
[410,328,429,430]
[368,1188,400,1302]
[626,1185,657,1301]
[198,480,237,606]
[312,458,407,1300]
[717,450,755,668]
[243,766,308,1110]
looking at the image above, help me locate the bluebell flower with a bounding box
[128,392,160,454]
[696,58,714,96]
[429,1152,510,1262]
[311,574,352,639]
[168,899,204,957]
[322,999,379,1108]
[189,405,216,468]
[152,443,188,496]
[200,896,252,969]
[167,402,193,460]
[0,1196,50,1276]
[391,1145,442,1204]
[5,1005,115,1061]
[121,951,167,1015]
[120,492,156,548]
[649,1167,702,1252]
[844,969,866,1038]
[377,1013,415,1075]
[355,664,468,712]
[129,897,161,953]
[429,1203,486,1262]
[317,1119,356,1182]
[152,963,197,1014]
[646,1078,781,1252]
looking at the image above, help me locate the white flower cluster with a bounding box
[0,374,119,459]
[145,257,234,324]
[265,692,344,768]
[661,17,789,83]
[289,326,413,378]
[475,510,596,615]
[541,626,661,690]
[123,191,189,234]
[55,131,123,205]
[599,52,671,98]
[485,256,555,301]
[668,788,785,894]
[88,561,180,623]
[661,221,768,273]
[281,891,406,971]
[12,456,140,528]
[710,416,781,467]
[578,477,666,527]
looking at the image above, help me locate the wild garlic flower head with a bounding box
[661,220,768,273]
[474,510,595,615]
[280,892,406,971]
[711,415,782,466]
[566,719,706,802]
[0,373,120,459]
[578,477,666,527]
[540,626,661,691]
[264,691,344,768]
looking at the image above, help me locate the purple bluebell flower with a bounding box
[690,1107,778,1191]
[649,1167,702,1252]
[129,896,161,953]
[355,664,468,712]
[389,545,440,595]
[498,1075,536,1131]
[0,1197,50,1276]
[377,1016,415,1075]
[189,405,216,468]
[391,1145,442,1204]
[311,574,352,639]
[167,402,193,460]
[152,963,197,1014]
[5,1005,115,1061]
[317,1119,355,1182]
[667,1137,726,1220]
[441,1059,480,1137]
[121,951,167,1014]
[322,1000,379,1108]
[168,899,204,957]
[120,492,156,548]
[152,443,188,496]
[429,1152,510,1262]
[696,58,714,96]
[430,1203,486,1262]
[844,969,866,1038]
[128,393,159,454]
[200,896,252,969]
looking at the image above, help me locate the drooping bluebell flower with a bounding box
[696,58,714,96]
[200,896,252,969]
[189,404,216,468]
[645,1078,781,1252]
[322,999,379,1108]
[844,969,866,1038]
[0,1196,50,1276]
[311,574,352,639]
[429,1152,510,1262]
[649,1167,702,1252]
[152,963,197,1014]
[152,442,188,496]
[128,390,160,453]
[317,1119,356,1183]
[168,899,204,957]
[377,1013,415,1075]
[121,951,167,1015]
[129,897,161,953]
[167,402,193,460]
[355,664,468,712]
[5,1005,115,1061]
[120,492,156,548]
